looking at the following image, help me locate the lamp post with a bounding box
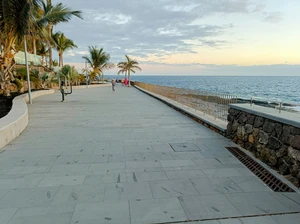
[24,37,32,104]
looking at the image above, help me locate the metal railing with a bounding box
[133,81,237,121]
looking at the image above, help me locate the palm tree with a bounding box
[82,46,114,83]
[0,0,40,96]
[37,43,48,66]
[39,0,82,69]
[117,62,127,79]
[58,64,78,85]
[118,55,141,87]
[52,32,77,67]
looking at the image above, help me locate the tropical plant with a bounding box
[0,0,82,96]
[0,0,40,96]
[30,69,41,87]
[117,55,141,86]
[58,64,78,85]
[41,72,49,88]
[52,60,58,67]
[52,32,77,67]
[37,43,49,66]
[117,62,127,79]
[82,46,114,83]
[39,0,82,69]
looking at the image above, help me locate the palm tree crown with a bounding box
[118,55,141,86]
[52,32,77,67]
[82,46,114,82]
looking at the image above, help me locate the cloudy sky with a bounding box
[53,0,300,76]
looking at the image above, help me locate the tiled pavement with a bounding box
[0,85,299,224]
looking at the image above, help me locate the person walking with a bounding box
[111,78,116,92]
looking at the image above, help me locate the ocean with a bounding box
[125,76,300,106]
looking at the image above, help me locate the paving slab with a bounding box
[1,86,299,223]
[179,194,242,220]
[70,201,130,224]
[149,179,199,198]
[130,198,188,224]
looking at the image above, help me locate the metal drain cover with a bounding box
[226,147,295,192]
[169,143,201,152]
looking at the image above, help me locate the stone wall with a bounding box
[227,107,300,187]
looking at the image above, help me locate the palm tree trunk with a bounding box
[33,38,37,56]
[59,53,63,67]
[128,70,131,87]
[48,25,53,69]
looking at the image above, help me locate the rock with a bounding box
[273,123,282,138]
[226,123,232,136]
[276,147,287,158]
[245,142,253,151]
[238,113,248,124]
[258,131,269,145]
[285,175,300,188]
[282,125,291,145]
[290,135,300,150]
[231,109,240,117]
[254,117,264,128]
[290,164,299,177]
[228,108,235,115]
[249,135,255,144]
[232,120,239,132]
[227,115,234,122]
[237,140,245,148]
[263,120,275,133]
[244,124,253,134]
[237,126,245,140]
[279,160,290,175]
[253,128,260,137]
[267,136,282,150]
[288,147,300,162]
[248,115,255,125]
[257,144,265,152]
[291,127,300,135]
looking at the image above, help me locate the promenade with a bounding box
[0,85,299,224]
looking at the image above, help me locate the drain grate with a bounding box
[226,147,295,192]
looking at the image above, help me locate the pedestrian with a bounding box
[111,78,116,92]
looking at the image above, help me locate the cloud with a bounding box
[263,12,283,23]
[51,0,286,66]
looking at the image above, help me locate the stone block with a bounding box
[253,128,260,137]
[263,120,275,133]
[258,131,269,145]
[237,126,245,140]
[232,120,239,132]
[282,125,291,145]
[290,135,300,149]
[267,136,282,150]
[254,117,264,128]
[273,123,283,138]
[248,135,255,144]
[245,124,253,134]
[291,127,300,135]
[248,115,255,125]
[288,147,300,162]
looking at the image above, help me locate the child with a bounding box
[111,79,116,92]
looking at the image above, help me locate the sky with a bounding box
[53,0,300,76]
